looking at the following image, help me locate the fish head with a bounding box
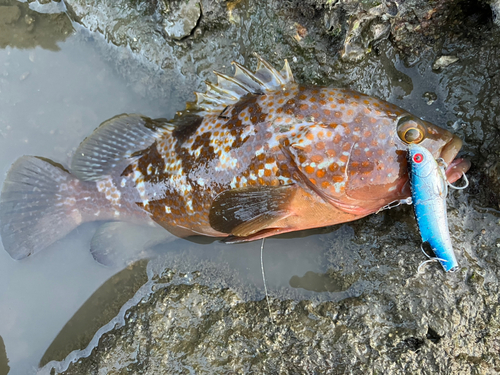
[285,87,470,213]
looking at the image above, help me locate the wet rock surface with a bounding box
[29,0,500,373]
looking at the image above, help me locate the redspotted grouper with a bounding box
[0,54,471,263]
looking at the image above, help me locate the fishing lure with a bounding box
[408,143,467,272]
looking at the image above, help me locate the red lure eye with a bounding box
[413,153,424,163]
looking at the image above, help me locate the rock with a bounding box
[432,55,459,70]
[49,262,500,374]
[162,0,201,40]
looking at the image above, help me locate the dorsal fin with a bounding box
[71,114,172,181]
[189,53,295,114]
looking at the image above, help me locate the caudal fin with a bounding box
[0,156,82,260]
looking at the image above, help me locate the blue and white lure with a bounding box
[407,143,468,273]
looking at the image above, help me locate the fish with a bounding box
[0,54,471,263]
[408,144,460,272]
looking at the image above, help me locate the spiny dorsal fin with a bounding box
[191,54,295,114]
[71,114,173,181]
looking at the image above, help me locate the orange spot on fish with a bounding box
[323,109,331,116]
[310,97,317,103]
[311,154,323,163]
[329,163,339,172]
[309,178,317,185]
[316,141,325,150]
[316,169,325,178]
[332,175,343,182]
[333,134,341,144]
[326,149,336,157]
[299,94,307,100]
[364,130,372,137]
[340,155,348,163]
[346,109,354,116]
[330,103,337,109]
[338,99,345,104]
[306,132,315,141]
[305,165,315,174]
[321,181,330,189]
[334,112,341,118]
[319,100,326,106]
[342,142,351,151]
[370,117,377,124]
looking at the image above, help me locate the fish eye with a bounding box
[397,116,426,144]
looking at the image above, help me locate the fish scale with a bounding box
[0,54,470,263]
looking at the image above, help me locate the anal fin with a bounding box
[90,222,175,267]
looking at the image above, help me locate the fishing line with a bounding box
[260,238,274,322]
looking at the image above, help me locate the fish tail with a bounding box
[0,156,83,260]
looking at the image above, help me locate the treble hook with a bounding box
[417,242,449,274]
[447,172,469,190]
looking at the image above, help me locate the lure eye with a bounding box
[413,153,424,163]
[397,116,426,144]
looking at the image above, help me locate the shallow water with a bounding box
[0,8,351,373]
[0,7,171,373]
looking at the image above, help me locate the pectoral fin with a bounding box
[208,185,296,237]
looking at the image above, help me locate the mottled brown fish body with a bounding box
[0,55,470,260]
[128,83,460,241]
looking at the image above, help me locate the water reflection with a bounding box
[0,335,9,375]
[0,0,73,50]
[39,260,148,367]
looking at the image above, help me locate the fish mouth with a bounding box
[440,136,471,184]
